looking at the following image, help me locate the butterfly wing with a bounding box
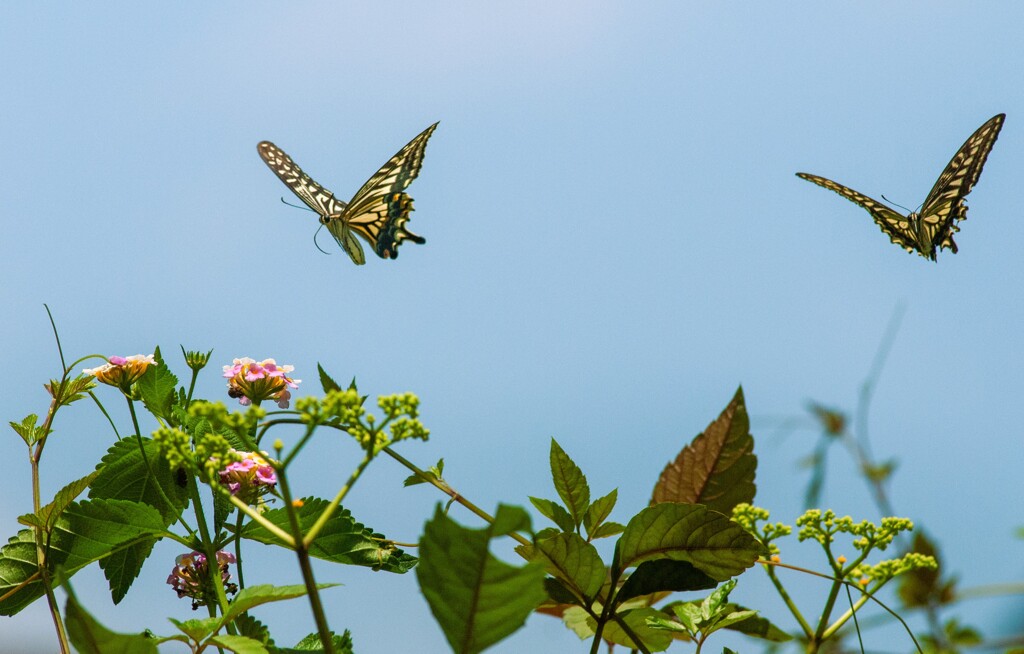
[340,122,438,259]
[918,113,1005,253]
[796,172,918,254]
[257,141,348,217]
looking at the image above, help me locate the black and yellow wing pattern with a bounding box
[258,122,438,265]
[797,113,1004,260]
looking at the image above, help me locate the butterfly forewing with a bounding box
[797,113,1004,260]
[919,113,1005,252]
[795,173,918,253]
[341,122,438,259]
[257,142,347,217]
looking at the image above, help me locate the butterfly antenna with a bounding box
[312,224,332,256]
[280,196,316,212]
[880,194,915,213]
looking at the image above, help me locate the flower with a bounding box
[166,550,237,610]
[83,354,157,391]
[217,449,277,504]
[222,357,300,408]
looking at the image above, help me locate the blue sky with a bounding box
[2,2,1022,651]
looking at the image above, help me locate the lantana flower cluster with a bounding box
[223,357,300,408]
[82,354,157,391]
[166,550,238,610]
[218,449,278,505]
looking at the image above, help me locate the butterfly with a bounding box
[796,113,1004,260]
[258,122,438,265]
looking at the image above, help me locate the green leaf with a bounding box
[232,613,272,647]
[317,363,343,393]
[529,496,575,533]
[168,616,223,643]
[207,634,269,654]
[590,521,625,539]
[90,437,189,603]
[617,559,718,602]
[238,497,416,572]
[650,386,756,515]
[615,503,763,581]
[417,504,547,654]
[287,630,354,653]
[534,532,606,600]
[899,530,955,607]
[65,586,158,654]
[583,488,617,538]
[222,584,335,623]
[543,576,583,606]
[564,606,674,652]
[704,579,736,618]
[9,414,40,446]
[717,605,791,641]
[46,375,96,408]
[404,458,444,487]
[550,439,590,528]
[136,347,179,422]
[20,471,102,531]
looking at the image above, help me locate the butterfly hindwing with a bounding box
[797,114,1004,260]
[795,173,918,253]
[342,122,438,259]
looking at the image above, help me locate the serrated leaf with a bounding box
[207,634,268,654]
[404,459,445,486]
[417,504,547,654]
[66,588,158,654]
[135,348,179,421]
[550,439,590,528]
[9,414,40,445]
[287,630,354,653]
[222,584,334,623]
[317,364,342,393]
[0,499,166,616]
[46,375,96,408]
[651,387,756,515]
[616,503,763,581]
[583,488,617,538]
[232,613,273,647]
[564,605,673,651]
[529,497,575,533]
[168,616,223,642]
[21,471,102,531]
[617,559,718,602]
[534,532,606,600]
[90,437,189,603]
[543,576,583,607]
[238,497,416,572]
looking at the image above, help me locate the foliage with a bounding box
[3,317,1022,653]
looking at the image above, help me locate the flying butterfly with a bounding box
[796,114,1004,260]
[258,122,438,265]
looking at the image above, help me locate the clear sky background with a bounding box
[2,3,1022,652]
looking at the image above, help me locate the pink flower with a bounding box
[222,357,300,408]
[167,550,237,610]
[83,354,157,390]
[217,450,278,504]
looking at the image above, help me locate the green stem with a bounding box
[276,468,334,654]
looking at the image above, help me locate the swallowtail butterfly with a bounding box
[797,114,1004,260]
[258,122,438,265]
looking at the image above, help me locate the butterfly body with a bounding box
[258,122,437,265]
[797,113,1004,260]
